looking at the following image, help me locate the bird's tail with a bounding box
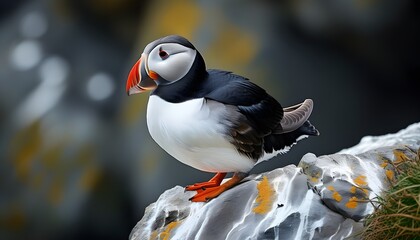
[263,120,319,154]
[297,120,319,137]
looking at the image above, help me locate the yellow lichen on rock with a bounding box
[308,171,321,183]
[159,221,180,240]
[332,191,343,202]
[393,149,410,164]
[352,175,371,199]
[345,197,359,209]
[380,161,388,168]
[326,185,343,202]
[310,176,319,183]
[385,169,394,181]
[253,176,275,214]
[353,175,368,186]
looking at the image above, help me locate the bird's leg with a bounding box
[185,172,227,191]
[189,172,248,202]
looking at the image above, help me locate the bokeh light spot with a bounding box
[86,72,115,101]
[39,56,69,86]
[10,40,42,71]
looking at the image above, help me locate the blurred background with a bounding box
[0,0,419,239]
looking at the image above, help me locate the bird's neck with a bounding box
[151,53,208,103]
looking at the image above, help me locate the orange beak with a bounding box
[126,55,157,95]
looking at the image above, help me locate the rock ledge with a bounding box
[130,123,420,240]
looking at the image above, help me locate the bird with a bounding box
[126,35,319,202]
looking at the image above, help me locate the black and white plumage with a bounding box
[126,35,319,201]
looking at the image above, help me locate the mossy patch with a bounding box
[362,148,420,240]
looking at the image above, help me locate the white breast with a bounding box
[146,95,255,173]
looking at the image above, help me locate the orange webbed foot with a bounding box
[189,185,228,202]
[188,172,248,202]
[185,172,227,191]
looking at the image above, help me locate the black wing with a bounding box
[204,70,284,160]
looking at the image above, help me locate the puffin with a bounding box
[126,35,319,202]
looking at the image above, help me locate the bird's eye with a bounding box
[159,49,169,59]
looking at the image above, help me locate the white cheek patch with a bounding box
[148,43,197,82]
[158,51,196,81]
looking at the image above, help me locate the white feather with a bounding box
[147,96,255,173]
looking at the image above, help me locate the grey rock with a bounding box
[130,123,420,240]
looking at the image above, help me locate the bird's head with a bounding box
[126,35,205,95]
